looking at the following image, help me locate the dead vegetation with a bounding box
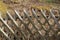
[0,0,60,40]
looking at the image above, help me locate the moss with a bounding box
[0,1,8,18]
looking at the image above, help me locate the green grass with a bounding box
[46,0,53,3]
[39,0,53,3]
